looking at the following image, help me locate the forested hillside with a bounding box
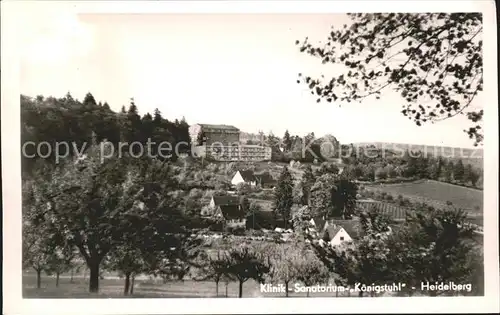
[21,93,191,177]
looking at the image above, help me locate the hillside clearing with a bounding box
[364,180,483,213]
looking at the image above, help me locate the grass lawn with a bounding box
[23,272,360,298]
[365,180,483,213]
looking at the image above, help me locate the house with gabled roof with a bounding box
[231,170,257,186]
[231,170,276,188]
[308,216,359,246]
[323,224,353,246]
[202,195,247,230]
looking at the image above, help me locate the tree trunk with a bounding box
[130,275,135,295]
[70,269,74,283]
[336,290,339,297]
[306,290,310,297]
[238,281,243,298]
[124,272,131,296]
[36,269,41,289]
[285,282,289,297]
[358,291,363,297]
[56,272,60,287]
[89,261,100,293]
[225,282,228,297]
[215,280,219,297]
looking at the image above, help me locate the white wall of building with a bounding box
[330,228,352,246]
[231,171,245,186]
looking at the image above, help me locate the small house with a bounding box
[231,170,257,186]
[203,195,247,230]
[323,225,353,246]
[308,216,359,246]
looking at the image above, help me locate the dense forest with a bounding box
[21,93,191,177]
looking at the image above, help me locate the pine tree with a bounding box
[153,108,162,123]
[333,179,358,219]
[434,156,444,180]
[123,99,142,149]
[402,150,418,178]
[309,174,336,219]
[444,161,455,182]
[282,130,292,152]
[273,166,294,229]
[300,165,316,205]
[176,117,191,155]
[464,164,479,187]
[454,159,465,182]
[82,92,97,108]
[141,113,155,154]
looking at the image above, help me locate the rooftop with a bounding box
[219,204,245,220]
[198,124,240,131]
[241,144,266,148]
[254,172,276,184]
[323,225,343,240]
[312,217,362,239]
[328,219,362,239]
[212,195,241,206]
[238,170,256,182]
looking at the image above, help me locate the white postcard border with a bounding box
[2,1,498,314]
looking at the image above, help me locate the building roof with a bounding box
[323,225,343,241]
[311,217,361,240]
[238,170,256,182]
[219,205,244,220]
[199,124,240,131]
[311,216,327,231]
[254,172,276,184]
[328,219,361,239]
[212,195,240,206]
[241,144,266,148]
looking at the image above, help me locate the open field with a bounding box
[363,180,484,227]
[356,201,407,221]
[353,142,484,170]
[23,273,362,298]
[365,180,483,213]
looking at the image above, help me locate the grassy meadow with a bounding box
[364,179,483,226]
[23,271,363,298]
[365,180,483,211]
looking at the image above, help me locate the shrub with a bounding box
[228,227,246,235]
[246,229,265,237]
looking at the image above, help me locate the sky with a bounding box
[19,12,483,148]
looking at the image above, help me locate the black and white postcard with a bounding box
[2,1,499,314]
